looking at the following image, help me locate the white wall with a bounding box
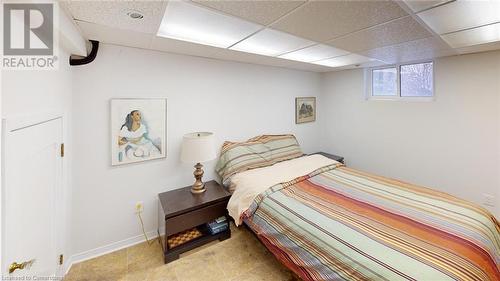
[9,41,493,264]
[2,52,73,118]
[1,49,74,271]
[320,50,500,218]
[71,44,322,257]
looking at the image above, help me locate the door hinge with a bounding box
[59,254,63,265]
[60,143,64,158]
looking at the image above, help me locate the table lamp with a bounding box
[180,132,216,194]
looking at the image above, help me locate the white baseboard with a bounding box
[64,227,165,276]
[64,255,74,275]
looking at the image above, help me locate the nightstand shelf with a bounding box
[158,180,231,263]
[164,224,229,262]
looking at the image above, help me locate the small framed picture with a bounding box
[110,98,167,166]
[295,97,316,124]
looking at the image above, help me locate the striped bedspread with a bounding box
[243,164,500,281]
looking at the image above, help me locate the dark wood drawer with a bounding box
[165,200,227,236]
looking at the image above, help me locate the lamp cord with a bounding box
[137,212,155,246]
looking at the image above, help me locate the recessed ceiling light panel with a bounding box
[278,44,350,62]
[418,0,500,34]
[157,1,262,48]
[230,28,314,57]
[313,54,373,68]
[442,22,500,48]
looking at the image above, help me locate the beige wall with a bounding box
[320,50,500,218]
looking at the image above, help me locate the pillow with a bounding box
[215,134,303,186]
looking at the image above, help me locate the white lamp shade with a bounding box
[181,132,216,163]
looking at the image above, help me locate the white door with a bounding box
[2,116,63,278]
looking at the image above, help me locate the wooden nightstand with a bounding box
[311,152,344,164]
[158,180,231,263]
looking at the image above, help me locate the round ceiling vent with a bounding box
[126,10,144,19]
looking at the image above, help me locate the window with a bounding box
[367,61,433,100]
[400,62,433,97]
[372,68,397,96]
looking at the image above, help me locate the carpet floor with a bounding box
[65,223,298,281]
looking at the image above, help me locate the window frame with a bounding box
[365,60,435,102]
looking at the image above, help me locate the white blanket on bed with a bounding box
[227,154,337,225]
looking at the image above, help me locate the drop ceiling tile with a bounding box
[279,44,349,62]
[157,1,262,48]
[360,37,456,64]
[213,49,300,67]
[206,47,331,71]
[61,0,167,34]
[270,0,408,42]
[150,36,222,58]
[191,0,306,25]
[230,28,314,56]
[327,16,431,53]
[286,62,337,72]
[442,23,500,48]
[417,0,500,34]
[76,20,153,49]
[150,36,332,72]
[403,0,450,13]
[332,59,388,71]
[455,41,500,55]
[313,53,374,68]
[356,59,389,68]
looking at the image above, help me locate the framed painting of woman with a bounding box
[110,98,167,166]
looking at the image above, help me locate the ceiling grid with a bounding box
[60,0,500,72]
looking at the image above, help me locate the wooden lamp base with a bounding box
[191,163,206,194]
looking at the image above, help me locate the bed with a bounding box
[216,135,500,281]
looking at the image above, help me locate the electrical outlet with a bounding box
[135,201,144,213]
[482,194,495,207]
